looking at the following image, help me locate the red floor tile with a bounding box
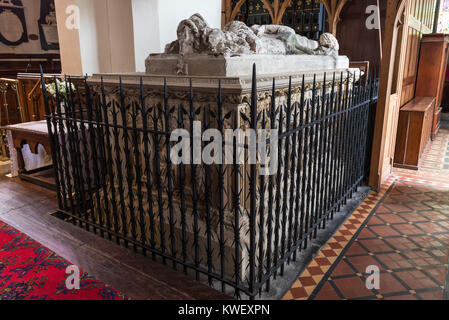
[416,222,448,233]
[359,238,393,253]
[358,228,377,239]
[314,282,341,300]
[345,255,384,273]
[417,290,444,300]
[369,225,401,237]
[393,224,426,236]
[330,260,356,277]
[402,251,441,267]
[395,270,440,291]
[284,131,449,301]
[345,243,368,256]
[410,235,445,248]
[383,294,418,300]
[398,212,429,222]
[376,213,407,224]
[425,267,448,284]
[376,253,414,270]
[408,193,434,201]
[377,273,408,295]
[428,248,449,262]
[384,237,419,251]
[368,216,387,225]
[375,205,393,214]
[290,286,308,299]
[332,277,375,299]
[434,233,449,246]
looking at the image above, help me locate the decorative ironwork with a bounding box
[43,68,379,299]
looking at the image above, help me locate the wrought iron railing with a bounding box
[43,68,379,299]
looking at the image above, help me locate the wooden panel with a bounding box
[399,0,438,107]
[369,0,439,189]
[443,79,449,112]
[16,73,85,123]
[0,54,61,127]
[415,34,449,139]
[17,75,46,122]
[336,0,386,73]
[443,54,449,112]
[0,54,61,79]
[394,97,435,169]
[400,27,421,106]
[0,80,22,126]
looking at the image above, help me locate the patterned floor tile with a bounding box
[283,129,449,300]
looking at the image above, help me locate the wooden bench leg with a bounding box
[16,147,26,175]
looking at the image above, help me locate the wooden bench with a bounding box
[1,121,55,190]
[394,97,435,170]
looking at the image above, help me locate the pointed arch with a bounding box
[222,0,293,27]
[321,0,351,35]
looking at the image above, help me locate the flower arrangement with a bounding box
[45,79,76,101]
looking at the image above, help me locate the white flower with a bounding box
[45,79,76,100]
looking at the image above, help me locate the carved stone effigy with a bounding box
[147,14,346,77]
[87,14,361,283]
[164,13,339,57]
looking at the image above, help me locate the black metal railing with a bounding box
[42,67,379,299]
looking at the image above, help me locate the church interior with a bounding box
[0,0,449,303]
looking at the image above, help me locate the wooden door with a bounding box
[369,0,411,190]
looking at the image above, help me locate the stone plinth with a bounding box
[145,53,350,77]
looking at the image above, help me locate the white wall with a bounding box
[157,0,222,53]
[77,0,135,75]
[56,0,222,74]
[132,0,160,72]
[76,0,100,76]
[132,0,222,72]
[56,0,136,75]
[106,0,136,73]
[55,0,83,75]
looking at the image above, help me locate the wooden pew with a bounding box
[394,97,435,170]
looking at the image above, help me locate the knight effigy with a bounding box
[87,13,360,282]
[146,14,349,77]
[165,13,340,57]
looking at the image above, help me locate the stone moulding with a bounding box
[145,53,350,78]
[88,69,360,105]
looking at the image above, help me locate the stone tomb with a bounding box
[86,56,359,286]
[146,53,350,78]
[81,11,362,289]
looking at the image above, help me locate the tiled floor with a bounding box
[284,129,449,300]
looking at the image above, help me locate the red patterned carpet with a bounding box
[0,220,126,300]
